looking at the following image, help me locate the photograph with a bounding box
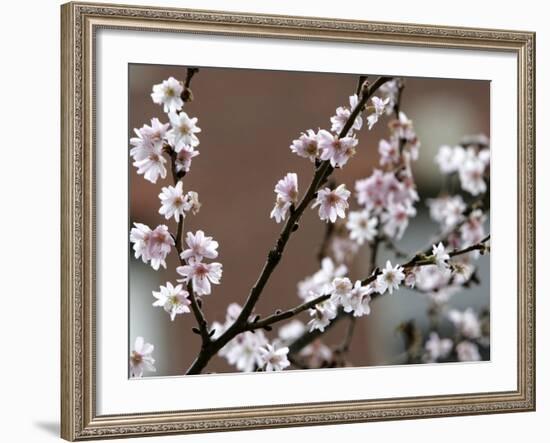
[128,65,491,377]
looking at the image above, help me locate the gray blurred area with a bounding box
[128,64,490,376]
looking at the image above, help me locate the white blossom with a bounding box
[376,260,405,295]
[184,191,201,215]
[180,230,219,263]
[330,94,362,135]
[130,223,174,270]
[307,299,337,332]
[290,129,320,162]
[330,277,353,304]
[225,331,268,372]
[130,336,155,378]
[346,210,378,245]
[378,138,400,166]
[424,332,453,363]
[448,308,481,339]
[366,96,390,130]
[300,340,333,368]
[312,184,350,223]
[174,144,199,173]
[130,118,169,155]
[381,200,416,240]
[317,129,358,168]
[177,261,222,296]
[460,209,486,247]
[330,236,360,265]
[458,153,487,196]
[435,145,465,174]
[297,257,347,300]
[158,181,192,222]
[427,195,466,230]
[152,282,191,321]
[151,77,184,113]
[277,320,306,343]
[340,281,373,317]
[167,111,201,148]
[456,341,481,362]
[270,197,292,224]
[132,140,167,184]
[258,344,291,371]
[432,242,450,270]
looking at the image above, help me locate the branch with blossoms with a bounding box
[127,68,491,378]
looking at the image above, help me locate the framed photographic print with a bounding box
[61,1,536,440]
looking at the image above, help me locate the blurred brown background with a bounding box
[129,64,490,376]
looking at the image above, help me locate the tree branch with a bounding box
[185,76,393,375]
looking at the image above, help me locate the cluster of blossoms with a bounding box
[129,76,223,377]
[421,307,486,363]
[434,134,490,196]
[212,304,290,372]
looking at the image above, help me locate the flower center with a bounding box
[131,351,142,365]
[165,88,175,97]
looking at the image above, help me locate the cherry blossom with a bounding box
[459,154,487,195]
[297,257,347,300]
[456,341,481,362]
[289,129,320,162]
[130,336,156,378]
[225,330,268,372]
[167,111,201,148]
[330,94,362,135]
[448,308,481,339]
[174,144,199,173]
[366,96,390,130]
[258,344,291,371]
[432,242,450,270]
[435,145,465,174]
[180,230,219,263]
[376,260,405,295]
[317,129,358,168]
[132,140,167,184]
[275,172,299,204]
[151,77,184,113]
[378,80,399,114]
[340,281,373,317]
[460,209,487,247]
[330,277,353,304]
[130,118,169,153]
[381,200,416,240]
[307,298,338,332]
[277,319,306,343]
[312,184,350,223]
[158,181,192,222]
[346,209,378,245]
[152,282,191,321]
[424,332,453,363]
[427,195,466,230]
[299,340,333,368]
[184,191,201,215]
[378,138,400,166]
[130,223,174,270]
[177,261,223,296]
[270,197,292,224]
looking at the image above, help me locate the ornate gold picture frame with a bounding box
[61,1,535,440]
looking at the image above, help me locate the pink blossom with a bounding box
[381,201,416,240]
[174,144,200,173]
[312,184,350,223]
[290,129,320,162]
[177,261,223,296]
[180,230,219,263]
[158,181,191,222]
[130,118,169,154]
[317,129,358,168]
[132,140,168,184]
[130,223,174,270]
[330,94,362,135]
[378,138,400,166]
[130,336,156,378]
